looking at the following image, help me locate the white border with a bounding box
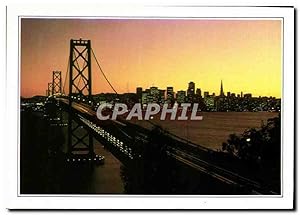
[5,5,294,209]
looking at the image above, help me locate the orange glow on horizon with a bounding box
[21,19,282,98]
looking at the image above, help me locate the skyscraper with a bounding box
[244,93,252,99]
[159,89,166,103]
[176,90,186,103]
[204,91,209,98]
[166,87,174,103]
[150,86,159,103]
[142,91,149,104]
[204,96,215,111]
[136,87,143,102]
[196,88,202,97]
[220,80,224,97]
[187,81,195,102]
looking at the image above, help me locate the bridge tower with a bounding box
[67,39,94,157]
[52,71,62,95]
[47,82,53,96]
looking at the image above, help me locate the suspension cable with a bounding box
[91,48,119,95]
[90,47,163,131]
[63,56,70,95]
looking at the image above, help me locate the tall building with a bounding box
[196,88,202,97]
[136,87,143,101]
[220,80,225,97]
[187,81,195,102]
[204,91,209,98]
[159,89,166,103]
[142,91,149,104]
[150,86,159,103]
[204,96,215,110]
[150,86,159,95]
[176,90,186,103]
[244,93,252,99]
[166,87,174,103]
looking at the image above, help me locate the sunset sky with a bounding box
[21,19,282,98]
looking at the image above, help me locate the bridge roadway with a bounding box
[56,97,277,195]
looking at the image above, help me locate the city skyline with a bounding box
[90,80,281,112]
[21,19,282,98]
[25,79,280,99]
[132,80,279,98]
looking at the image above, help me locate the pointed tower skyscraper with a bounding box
[220,80,224,97]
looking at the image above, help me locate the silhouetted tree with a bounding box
[222,114,281,167]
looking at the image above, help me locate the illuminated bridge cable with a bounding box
[63,57,70,95]
[91,48,119,95]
